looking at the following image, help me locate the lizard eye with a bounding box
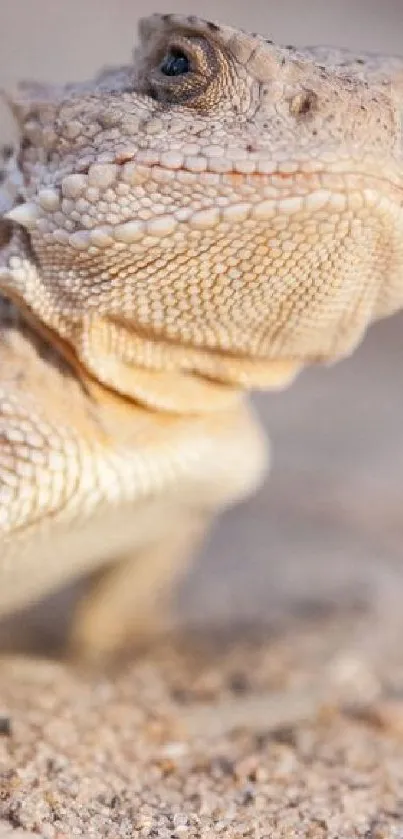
[160,48,191,77]
[147,35,219,105]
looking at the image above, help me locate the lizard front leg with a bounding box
[0,324,269,660]
[66,399,268,663]
[68,509,210,664]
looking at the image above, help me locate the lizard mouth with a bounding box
[8,141,400,250]
[38,148,401,252]
[92,143,402,188]
[12,162,400,253]
[77,147,403,193]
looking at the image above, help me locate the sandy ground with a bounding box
[1,1,403,836]
[1,611,403,839]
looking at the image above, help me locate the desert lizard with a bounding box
[0,13,402,661]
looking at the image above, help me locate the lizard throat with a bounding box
[0,282,300,414]
[77,316,301,414]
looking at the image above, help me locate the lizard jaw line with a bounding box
[7,185,399,248]
[72,148,401,184]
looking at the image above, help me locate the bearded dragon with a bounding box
[0,14,402,660]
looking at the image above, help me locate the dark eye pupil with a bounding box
[160,49,190,77]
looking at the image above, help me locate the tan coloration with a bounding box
[0,14,403,659]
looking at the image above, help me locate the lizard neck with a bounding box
[75,315,301,414]
[0,286,300,415]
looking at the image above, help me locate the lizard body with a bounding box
[1,14,403,659]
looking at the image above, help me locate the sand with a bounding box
[1,609,403,838]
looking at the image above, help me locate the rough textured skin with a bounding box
[1,13,403,659]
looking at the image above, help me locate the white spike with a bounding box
[5,202,39,229]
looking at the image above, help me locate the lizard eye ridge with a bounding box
[160,49,190,76]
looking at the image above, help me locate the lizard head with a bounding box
[1,14,403,412]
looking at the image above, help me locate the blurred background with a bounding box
[1,0,403,642]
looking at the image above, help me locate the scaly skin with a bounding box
[1,14,403,660]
